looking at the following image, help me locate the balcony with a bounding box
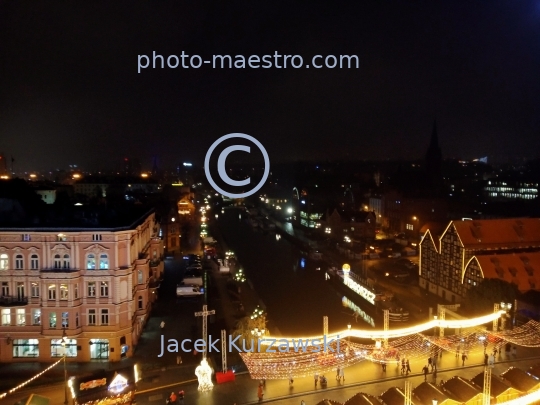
[0,296,29,307]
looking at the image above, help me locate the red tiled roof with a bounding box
[471,252,540,292]
[452,218,540,248]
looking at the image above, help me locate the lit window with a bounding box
[17,309,25,326]
[13,339,39,358]
[60,284,68,300]
[57,234,67,242]
[74,283,79,299]
[138,270,143,284]
[1,309,11,326]
[49,312,57,328]
[99,254,109,269]
[87,254,96,269]
[31,282,40,297]
[62,312,69,328]
[1,282,9,296]
[48,284,56,300]
[100,281,109,297]
[0,254,8,270]
[51,338,77,357]
[33,309,41,325]
[87,282,96,297]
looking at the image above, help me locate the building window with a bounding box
[88,309,96,325]
[16,309,25,326]
[33,309,41,325]
[49,312,57,328]
[138,296,143,310]
[0,253,8,270]
[60,284,68,300]
[63,254,70,269]
[48,284,56,300]
[15,254,23,270]
[22,234,31,241]
[13,339,39,358]
[99,254,109,270]
[61,312,69,328]
[31,282,39,297]
[92,234,102,241]
[101,309,109,325]
[406,224,414,231]
[1,282,9,296]
[57,233,67,242]
[54,254,61,269]
[1,309,10,326]
[51,338,77,357]
[74,283,79,299]
[87,254,96,270]
[138,270,143,284]
[90,339,109,359]
[100,281,109,297]
[87,282,96,297]
[30,254,39,270]
[76,312,79,328]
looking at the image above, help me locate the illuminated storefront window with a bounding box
[13,339,39,358]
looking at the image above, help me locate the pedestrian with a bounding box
[493,348,498,358]
[422,365,429,381]
[381,361,386,372]
[160,321,165,329]
[289,373,294,386]
[432,356,437,371]
[406,359,411,375]
[257,383,264,402]
[176,355,182,365]
[314,373,319,386]
[169,392,177,404]
[178,390,184,404]
[484,353,488,366]
[336,367,340,381]
[401,358,406,374]
[432,368,437,383]
[428,356,433,371]
[339,367,345,382]
[462,352,467,366]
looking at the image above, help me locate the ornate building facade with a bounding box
[0,210,163,363]
[419,218,540,303]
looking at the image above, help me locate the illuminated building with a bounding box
[0,211,163,363]
[484,179,538,200]
[420,218,540,303]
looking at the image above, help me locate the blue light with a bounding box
[300,258,306,268]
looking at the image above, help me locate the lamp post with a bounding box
[61,327,68,405]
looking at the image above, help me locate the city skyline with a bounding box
[1,1,539,171]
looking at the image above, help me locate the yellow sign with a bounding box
[80,378,107,391]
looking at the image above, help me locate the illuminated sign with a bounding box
[342,276,376,305]
[108,374,128,394]
[80,378,107,390]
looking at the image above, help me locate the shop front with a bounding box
[69,365,140,405]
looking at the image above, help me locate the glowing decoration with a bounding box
[0,358,63,399]
[195,358,214,391]
[108,374,128,394]
[342,274,376,305]
[342,263,351,276]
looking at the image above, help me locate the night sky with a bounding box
[1,1,539,171]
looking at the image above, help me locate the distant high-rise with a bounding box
[424,120,443,191]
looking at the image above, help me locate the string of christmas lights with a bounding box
[0,357,63,400]
[242,320,540,379]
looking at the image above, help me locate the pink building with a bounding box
[0,210,163,363]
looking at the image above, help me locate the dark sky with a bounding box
[1,1,539,171]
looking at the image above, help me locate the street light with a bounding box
[500,302,512,330]
[61,327,68,405]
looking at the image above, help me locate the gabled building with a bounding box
[321,209,376,241]
[419,218,540,303]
